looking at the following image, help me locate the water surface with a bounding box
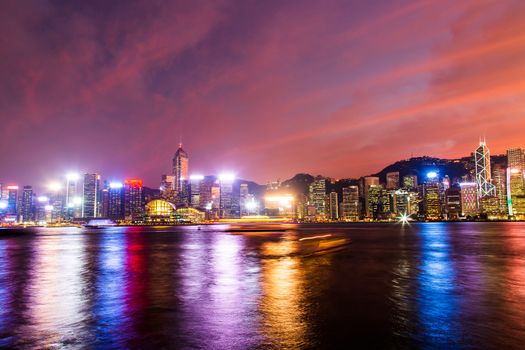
[0,223,524,349]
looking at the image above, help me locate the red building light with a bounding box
[124,179,143,188]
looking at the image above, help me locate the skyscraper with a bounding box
[459,182,478,217]
[492,165,508,216]
[402,175,418,190]
[82,173,100,218]
[124,179,144,219]
[240,183,249,216]
[20,185,33,222]
[309,177,327,218]
[474,140,496,199]
[507,167,525,218]
[386,172,400,190]
[189,175,204,208]
[362,176,380,218]
[172,144,189,205]
[219,174,235,218]
[108,182,125,220]
[507,148,525,169]
[6,185,18,217]
[342,186,359,221]
[328,191,339,220]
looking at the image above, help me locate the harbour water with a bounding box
[0,223,524,349]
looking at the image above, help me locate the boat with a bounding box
[83,219,117,228]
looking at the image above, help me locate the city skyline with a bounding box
[2,0,525,187]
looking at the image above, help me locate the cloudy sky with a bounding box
[1,0,525,188]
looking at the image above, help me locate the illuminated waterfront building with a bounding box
[386,172,400,190]
[422,172,441,220]
[328,191,339,220]
[160,175,176,202]
[20,185,33,222]
[459,182,478,217]
[100,187,109,218]
[366,185,382,220]
[403,175,418,190]
[172,144,189,205]
[480,196,500,218]
[492,165,508,216]
[240,183,249,216]
[82,173,100,218]
[341,186,359,221]
[264,193,294,217]
[507,148,525,169]
[362,176,380,218]
[108,182,125,220]
[65,173,81,219]
[507,167,525,218]
[474,140,496,199]
[219,173,236,218]
[145,199,177,223]
[393,189,409,217]
[6,185,18,217]
[445,185,461,220]
[309,177,327,218]
[189,175,204,208]
[124,179,144,219]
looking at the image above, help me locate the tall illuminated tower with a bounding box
[82,174,100,218]
[474,140,496,199]
[172,143,189,205]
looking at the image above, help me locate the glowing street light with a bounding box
[399,213,410,224]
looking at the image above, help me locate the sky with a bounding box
[1,0,525,189]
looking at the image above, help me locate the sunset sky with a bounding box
[1,0,525,188]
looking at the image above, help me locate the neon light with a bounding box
[6,185,18,190]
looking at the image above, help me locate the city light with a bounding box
[44,205,54,211]
[245,198,258,211]
[37,196,49,202]
[73,197,82,205]
[6,185,18,190]
[48,182,62,191]
[265,195,294,209]
[0,200,8,209]
[66,172,80,181]
[510,168,520,174]
[218,173,235,182]
[426,171,438,179]
[459,182,477,186]
[109,182,123,189]
[399,213,410,224]
[190,174,204,181]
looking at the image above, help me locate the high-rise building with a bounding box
[108,182,125,220]
[309,177,327,219]
[386,172,400,190]
[445,185,461,220]
[362,176,380,218]
[474,140,496,199]
[366,185,382,220]
[328,191,339,220]
[6,185,18,217]
[124,179,144,219]
[459,182,478,217]
[507,167,525,219]
[240,183,249,216]
[507,148,525,169]
[189,175,204,208]
[82,174,100,218]
[403,175,418,190]
[342,186,359,221]
[393,189,409,217]
[20,185,33,222]
[492,165,508,216]
[100,187,110,218]
[172,144,189,205]
[219,174,236,218]
[422,173,441,220]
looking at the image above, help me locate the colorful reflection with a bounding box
[28,228,87,347]
[90,229,127,347]
[416,223,461,347]
[178,229,261,349]
[259,237,307,348]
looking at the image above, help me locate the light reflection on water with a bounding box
[0,223,525,348]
